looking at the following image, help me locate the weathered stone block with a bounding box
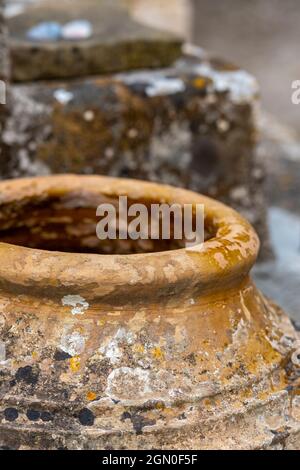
[8,0,183,81]
[5,47,270,258]
[0,0,10,176]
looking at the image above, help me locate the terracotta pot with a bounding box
[0,175,299,450]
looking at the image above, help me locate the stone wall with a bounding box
[0,0,8,92]
[0,0,10,176]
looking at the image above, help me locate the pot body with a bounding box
[0,175,299,450]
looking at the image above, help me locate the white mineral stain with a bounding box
[163,264,177,282]
[195,63,259,103]
[174,325,188,349]
[231,318,248,345]
[101,341,122,365]
[60,331,85,357]
[61,295,89,315]
[145,265,156,283]
[191,381,219,399]
[146,78,185,97]
[185,242,205,253]
[106,367,152,401]
[54,89,74,105]
[214,252,229,269]
[0,341,6,362]
[99,328,135,364]
[127,267,142,285]
[0,314,6,332]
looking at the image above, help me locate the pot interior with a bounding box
[0,191,215,255]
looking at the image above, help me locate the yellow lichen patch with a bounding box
[294,382,300,396]
[69,356,81,372]
[243,334,283,375]
[162,407,177,418]
[155,402,166,410]
[258,390,270,401]
[132,343,144,354]
[203,398,212,408]
[240,388,253,400]
[151,347,165,360]
[192,77,207,89]
[86,391,97,401]
[31,351,38,359]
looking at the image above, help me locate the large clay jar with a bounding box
[0,175,299,450]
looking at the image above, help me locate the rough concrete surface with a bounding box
[8,0,182,81]
[0,0,10,175]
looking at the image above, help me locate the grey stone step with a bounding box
[8,0,183,82]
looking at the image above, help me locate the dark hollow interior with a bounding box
[0,192,214,255]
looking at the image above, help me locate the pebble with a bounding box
[62,20,93,40]
[27,22,62,42]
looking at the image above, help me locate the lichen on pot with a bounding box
[0,174,299,450]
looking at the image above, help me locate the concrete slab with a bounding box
[8,0,182,81]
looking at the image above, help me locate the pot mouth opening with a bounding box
[0,175,259,301]
[0,192,215,255]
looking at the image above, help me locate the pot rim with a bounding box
[0,175,259,303]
